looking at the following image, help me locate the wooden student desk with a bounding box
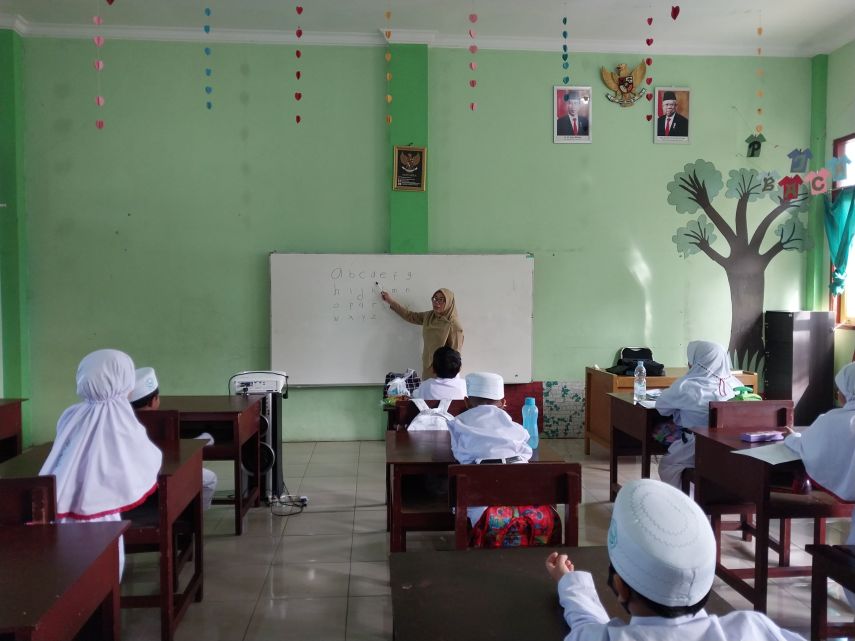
[691,428,851,613]
[0,440,206,641]
[0,398,25,463]
[585,367,757,454]
[0,521,129,641]
[157,395,261,535]
[385,430,564,552]
[805,544,855,641]
[608,393,669,501]
[390,546,733,641]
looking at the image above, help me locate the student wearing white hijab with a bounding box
[784,361,855,608]
[655,341,742,488]
[39,349,162,578]
[545,479,807,641]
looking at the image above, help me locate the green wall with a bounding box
[11,34,817,443]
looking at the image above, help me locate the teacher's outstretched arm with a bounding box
[380,291,426,325]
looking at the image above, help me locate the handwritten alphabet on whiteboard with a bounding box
[329,266,412,323]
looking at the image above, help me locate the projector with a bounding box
[228,371,288,396]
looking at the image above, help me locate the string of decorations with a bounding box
[384,8,392,125]
[746,11,766,157]
[92,0,109,129]
[468,12,478,112]
[203,7,213,110]
[644,12,654,120]
[295,4,303,123]
[560,14,569,88]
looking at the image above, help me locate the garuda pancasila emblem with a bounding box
[600,61,647,107]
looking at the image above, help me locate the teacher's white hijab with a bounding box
[784,362,855,500]
[655,340,742,428]
[40,349,162,520]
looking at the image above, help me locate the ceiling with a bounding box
[1,0,854,56]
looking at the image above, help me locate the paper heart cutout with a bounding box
[384,30,391,39]
[647,17,653,25]
[95,119,105,129]
[93,59,104,71]
[756,89,764,98]
[296,28,303,38]
[92,15,103,25]
[469,79,477,88]
[204,7,211,16]
[755,124,764,133]
[296,6,303,15]
[562,44,568,52]
[645,57,653,65]
[646,77,652,85]
[295,92,302,100]
[469,102,477,111]
[296,115,302,123]
[646,93,653,101]
[384,10,391,20]
[468,29,476,38]
[205,68,212,76]
[203,25,210,34]
[562,62,569,69]
[384,51,391,62]
[93,36,105,47]
[562,30,568,38]
[386,94,392,103]
[206,101,213,110]
[562,17,567,25]
[646,38,653,46]
[757,26,763,36]
[671,5,680,20]
[561,53,568,61]
[204,47,211,55]
[296,70,302,80]
[469,62,477,71]
[563,76,570,84]
[296,49,302,58]
[105,0,114,5]
[468,44,478,54]
[646,114,653,121]
[469,13,478,23]
[386,71,392,81]
[205,86,213,94]
[386,115,392,125]
[95,95,105,106]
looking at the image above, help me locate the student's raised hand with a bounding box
[545,551,574,582]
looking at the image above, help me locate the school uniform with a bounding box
[784,362,855,608]
[413,376,467,400]
[655,341,741,488]
[39,350,162,578]
[556,575,805,641]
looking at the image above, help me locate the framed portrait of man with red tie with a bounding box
[554,86,592,144]
[654,87,690,144]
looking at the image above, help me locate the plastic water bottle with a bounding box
[633,361,647,402]
[522,397,539,449]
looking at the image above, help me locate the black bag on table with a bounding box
[605,347,665,377]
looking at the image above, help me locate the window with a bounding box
[833,133,855,326]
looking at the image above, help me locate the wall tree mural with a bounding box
[667,160,811,370]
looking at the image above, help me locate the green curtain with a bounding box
[825,186,855,295]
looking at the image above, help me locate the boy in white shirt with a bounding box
[130,367,218,511]
[412,346,467,400]
[545,479,806,641]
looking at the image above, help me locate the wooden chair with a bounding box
[0,475,56,525]
[448,462,582,550]
[135,410,181,450]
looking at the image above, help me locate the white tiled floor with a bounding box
[120,439,854,640]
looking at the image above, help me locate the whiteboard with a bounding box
[270,253,533,385]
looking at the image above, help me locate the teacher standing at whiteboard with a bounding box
[380,288,464,379]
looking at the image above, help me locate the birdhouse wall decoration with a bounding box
[600,61,647,107]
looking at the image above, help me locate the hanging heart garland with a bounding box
[384,6,392,125]
[92,9,107,129]
[203,7,213,110]
[295,2,304,123]
[468,12,478,112]
[643,14,654,121]
[560,16,570,88]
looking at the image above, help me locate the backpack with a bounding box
[469,504,559,548]
[605,346,665,376]
[407,398,453,431]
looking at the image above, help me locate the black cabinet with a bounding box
[764,311,834,425]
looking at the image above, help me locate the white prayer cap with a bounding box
[465,372,504,400]
[608,479,715,607]
[130,366,159,402]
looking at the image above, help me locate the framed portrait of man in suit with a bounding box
[654,87,690,144]
[554,86,592,144]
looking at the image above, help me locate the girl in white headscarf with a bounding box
[655,341,743,488]
[784,361,855,608]
[39,349,162,578]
